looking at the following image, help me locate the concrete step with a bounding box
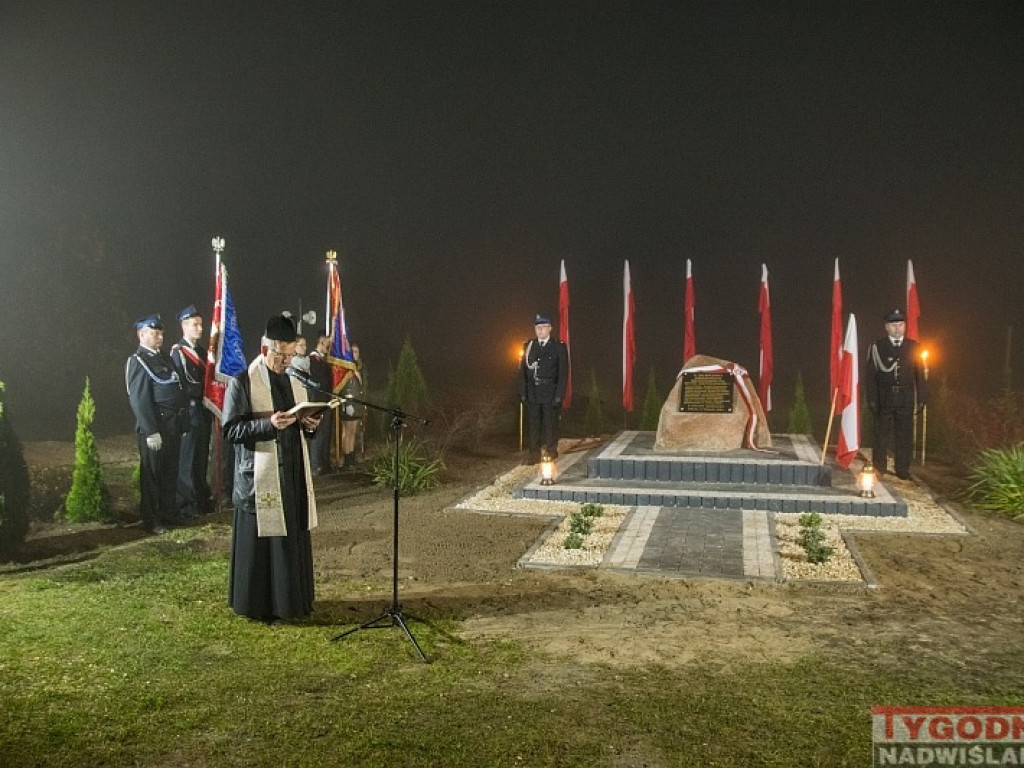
[514,431,906,517]
[517,476,906,516]
[587,454,833,487]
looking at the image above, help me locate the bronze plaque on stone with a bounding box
[679,371,734,413]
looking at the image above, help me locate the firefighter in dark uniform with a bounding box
[518,313,569,463]
[171,305,212,517]
[866,308,926,479]
[126,314,187,533]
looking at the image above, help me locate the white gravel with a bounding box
[775,475,967,582]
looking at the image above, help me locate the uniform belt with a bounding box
[534,378,555,385]
[891,385,906,392]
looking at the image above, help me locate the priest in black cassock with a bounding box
[223,315,324,623]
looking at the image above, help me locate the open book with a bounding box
[285,400,339,419]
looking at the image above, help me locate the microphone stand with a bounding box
[288,368,431,660]
[329,391,431,662]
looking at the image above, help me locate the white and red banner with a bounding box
[559,259,572,408]
[683,258,695,363]
[622,260,636,412]
[835,314,859,469]
[830,258,843,397]
[758,263,773,412]
[203,250,246,419]
[906,259,921,341]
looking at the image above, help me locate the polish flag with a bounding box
[906,260,920,341]
[683,258,695,363]
[835,314,860,468]
[830,259,843,396]
[622,260,636,413]
[558,259,572,408]
[758,263,773,412]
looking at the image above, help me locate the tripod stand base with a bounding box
[332,605,429,662]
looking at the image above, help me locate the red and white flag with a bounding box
[683,258,695,363]
[906,259,920,341]
[835,314,860,468]
[203,245,245,419]
[758,263,773,412]
[622,260,636,413]
[558,259,572,408]
[830,258,843,396]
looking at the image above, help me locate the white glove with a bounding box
[146,433,163,451]
[344,404,355,417]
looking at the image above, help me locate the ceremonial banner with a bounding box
[559,259,572,408]
[203,252,246,419]
[906,259,921,341]
[830,258,843,396]
[758,263,773,412]
[836,314,859,468]
[684,258,695,363]
[623,260,636,412]
[326,254,356,392]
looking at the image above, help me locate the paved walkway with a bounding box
[605,506,777,580]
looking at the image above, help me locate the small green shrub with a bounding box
[563,532,584,549]
[580,502,604,518]
[131,463,141,505]
[569,512,593,536]
[966,443,1024,519]
[584,370,605,437]
[370,438,444,496]
[65,378,110,523]
[797,512,834,564]
[640,368,662,431]
[787,371,813,435]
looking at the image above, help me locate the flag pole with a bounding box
[211,237,225,511]
[820,388,839,466]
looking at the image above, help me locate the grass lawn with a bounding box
[2,525,1021,767]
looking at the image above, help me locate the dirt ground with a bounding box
[9,436,1024,673]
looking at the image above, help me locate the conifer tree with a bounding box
[640,367,662,431]
[787,371,813,435]
[64,378,109,523]
[584,370,605,437]
[0,380,31,556]
[386,339,430,417]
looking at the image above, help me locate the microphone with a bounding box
[286,366,316,388]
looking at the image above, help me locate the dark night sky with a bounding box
[2,2,1023,439]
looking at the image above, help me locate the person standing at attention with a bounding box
[866,308,926,480]
[518,313,568,464]
[126,314,186,534]
[170,304,212,518]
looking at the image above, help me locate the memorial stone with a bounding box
[654,354,772,452]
